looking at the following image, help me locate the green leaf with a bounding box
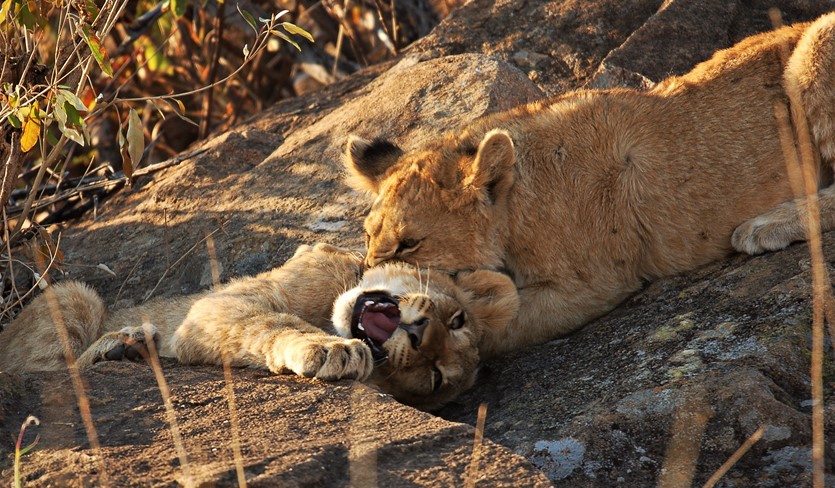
[53,96,68,128]
[45,128,59,146]
[280,22,313,43]
[237,5,257,33]
[84,0,99,22]
[125,108,144,177]
[170,0,187,18]
[58,89,87,112]
[270,30,300,51]
[63,103,82,127]
[57,101,85,145]
[7,113,21,128]
[81,24,113,77]
[17,0,35,29]
[18,437,39,456]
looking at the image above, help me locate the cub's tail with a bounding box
[0,281,106,373]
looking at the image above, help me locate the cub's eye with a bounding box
[431,366,443,392]
[396,238,421,255]
[448,310,466,330]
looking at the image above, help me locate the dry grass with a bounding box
[464,403,488,488]
[208,233,248,487]
[698,9,830,487]
[32,248,111,486]
[768,8,828,487]
[703,426,765,488]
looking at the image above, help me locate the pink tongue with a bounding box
[362,311,399,343]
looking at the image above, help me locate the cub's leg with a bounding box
[76,323,161,368]
[732,186,835,254]
[173,311,374,381]
[0,282,106,373]
[732,13,835,255]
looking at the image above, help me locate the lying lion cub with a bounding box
[345,13,835,358]
[0,244,518,410]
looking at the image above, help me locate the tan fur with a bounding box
[0,244,517,409]
[345,13,835,359]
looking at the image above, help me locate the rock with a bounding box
[0,362,550,486]
[55,53,543,303]
[439,234,835,486]
[587,0,835,89]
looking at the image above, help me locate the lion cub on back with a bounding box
[345,13,835,358]
[0,244,518,409]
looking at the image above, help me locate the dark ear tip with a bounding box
[347,136,404,168]
[347,136,372,158]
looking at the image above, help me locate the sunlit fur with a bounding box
[0,244,518,409]
[333,263,518,410]
[346,13,835,358]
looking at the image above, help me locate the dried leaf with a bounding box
[165,98,198,126]
[149,99,167,119]
[126,108,144,177]
[34,272,47,290]
[96,263,116,276]
[20,113,40,152]
[81,23,113,77]
[270,30,301,51]
[280,22,313,43]
[118,122,129,172]
[0,0,14,24]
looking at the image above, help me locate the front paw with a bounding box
[283,338,373,381]
[103,323,161,363]
[732,214,803,255]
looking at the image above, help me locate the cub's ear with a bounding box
[345,136,404,195]
[454,269,519,333]
[464,129,516,204]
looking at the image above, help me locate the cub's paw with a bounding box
[100,323,160,363]
[282,337,373,382]
[732,212,804,255]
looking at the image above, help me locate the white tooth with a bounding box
[358,324,365,331]
[364,300,374,306]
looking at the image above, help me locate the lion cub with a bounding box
[345,13,835,358]
[0,244,518,409]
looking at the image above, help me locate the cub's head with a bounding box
[344,130,517,273]
[332,263,518,410]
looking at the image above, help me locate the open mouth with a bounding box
[350,291,400,363]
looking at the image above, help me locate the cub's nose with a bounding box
[399,320,428,349]
[364,254,386,268]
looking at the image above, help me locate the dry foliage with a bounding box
[0,0,457,323]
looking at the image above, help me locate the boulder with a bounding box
[0,362,550,486]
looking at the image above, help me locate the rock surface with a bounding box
[1,362,550,486]
[2,0,835,486]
